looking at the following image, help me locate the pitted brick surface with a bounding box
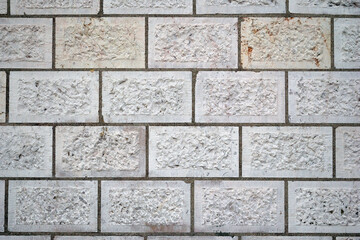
[290,0,360,14]
[242,127,333,178]
[0,0,6,14]
[102,71,192,123]
[0,126,52,177]
[241,18,331,69]
[0,72,5,122]
[56,126,145,177]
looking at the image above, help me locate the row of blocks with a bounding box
[0,180,359,233]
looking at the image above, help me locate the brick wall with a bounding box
[0,0,359,239]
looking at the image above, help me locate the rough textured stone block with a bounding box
[288,72,360,123]
[290,0,360,14]
[8,180,98,232]
[241,18,331,69]
[196,71,285,123]
[149,18,238,69]
[0,72,5,122]
[101,181,191,232]
[56,126,146,177]
[0,237,50,240]
[11,0,100,15]
[336,127,360,178]
[149,237,235,240]
[242,127,333,178]
[0,181,3,232]
[195,181,284,233]
[197,0,286,14]
[56,237,142,240]
[335,19,360,69]
[0,0,6,14]
[289,181,360,233]
[56,17,145,68]
[244,238,331,240]
[337,238,360,240]
[149,127,239,177]
[0,18,52,69]
[0,126,52,177]
[104,0,192,14]
[102,71,192,123]
[9,71,99,123]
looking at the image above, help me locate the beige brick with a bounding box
[0,72,5,122]
[241,18,331,69]
[56,17,145,69]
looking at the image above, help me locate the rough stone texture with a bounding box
[104,0,192,14]
[0,18,52,69]
[9,71,99,123]
[11,0,100,15]
[0,181,4,232]
[290,0,360,14]
[149,238,235,240]
[242,127,333,178]
[0,237,50,240]
[0,126,52,177]
[244,238,331,240]
[197,0,286,14]
[196,71,285,123]
[8,180,98,232]
[334,19,360,69]
[102,72,192,123]
[56,126,146,177]
[0,0,6,14]
[337,238,360,240]
[195,181,284,233]
[336,127,360,178]
[289,181,360,233]
[101,181,191,232]
[149,18,238,68]
[241,18,331,69]
[0,72,5,122]
[56,17,145,68]
[149,127,239,177]
[288,72,360,123]
[56,237,143,240]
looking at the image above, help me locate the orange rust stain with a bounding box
[248,47,253,55]
[313,58,320,67]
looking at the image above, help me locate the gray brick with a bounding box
[290,0,360,15]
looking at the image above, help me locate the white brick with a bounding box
[336,127,360,178]
[241,18,331,69]
[149,237,236,240]
[0,18,52,69]
[195,181,284,233]
[0,72,5,122]
[197,0,286,14]
[101,181,191,232]
[242,127,333,178]
[288,72,360,123]
[196,71,285,123]
[55,237,142,240]
[0,0,6,14]
[0,181,4,232]
[335,19,360,69]
[149,17,238,69]
[290,0,360,14]
[9,71,99,123]
[0,126,52,177]
[56,17,145,69]
[289,181,360,233]
[104,0,192,14]
[8,180,98,232]
[0,237,51,240]
[11,0,100,15]
[56,126,146,177]
[337,238,360,240]
[243,238,332,240]
[102,71,192,123]
[149,127,239,178]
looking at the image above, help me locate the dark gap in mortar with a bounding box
[192,71,198,123]
[52,18,56,69]
[5,70,9,123]
[98,180,102,232]
[284,181,289,233]
[191,181,195,233]
[239,127,242,178]
[4,180,9,233]
[146,126,149,178]
[285,71,289,123]
[99,71,104,123]
[333,127,336,178]
[331,18,335,69]
[145,17,149,69]
[52,126,56,177]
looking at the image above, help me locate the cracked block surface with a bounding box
[102,72,192,123]
[0,72,5,122]
[194,181,284,233]
[56,17,145,68]
[0,181,3,232]
[288,72,360,123]
[289,181,360,233]
[101,181,191,232]
[335,19,360,69]
[149,127,239,177]
[290,0,360,14]
[241,18,331,69]
[196,71,285,123]
[0,0,6,14]
[0,126,52,177]
[336,127,360,178]
[104,0,192,14]
[242,127,333,178]
[8,180,98,232]
[0,18,52,69]
[149,17,238,68]
[10,0,100,15]
[9,71,99,123]
[56,126,146,177]
[197,0,286,14]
